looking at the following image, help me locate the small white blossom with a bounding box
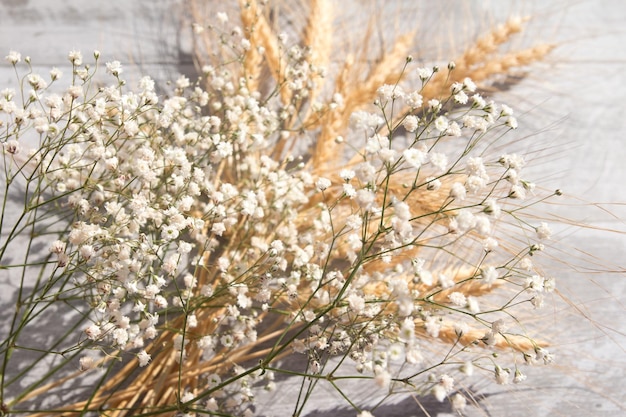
[448,292,467,307]
[403,148,427,169]
[536,222,552,240]
[449,182,466,201]
[79,356,96,371]
[402,115,419,132]
[452,393,467,411]
[106,60,123,76]
[434,115,449,132]
[405,91,423,108]
[49,240,66,254]
[481,266,498,285]
[137,350,151,367]
[506,116,518,129]
[495,366,511,384]
[416,67,433,80]
[68,50,83,66]
[339,169,355,181]
[5,50,21,65]
[429,152,448,172]
[316,177,331,191]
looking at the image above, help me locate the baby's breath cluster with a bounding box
[1,11,560,417]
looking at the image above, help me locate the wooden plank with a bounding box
[0,1,624,416]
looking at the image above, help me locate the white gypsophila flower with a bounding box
[526,274,545,292]
[137,350,151,367]
[449,182,466,201]
[365,133,388,154]
[187,314,198,329]
[472,93,486,108]
[454,322,469,337]
[434,115,449,132]
[106,60,123,76]
[448,292,467,307]
[374,366,391,389]
[84,323,102,341]
[416,67,433,80]
[451,393,467,411]
[349,110,383,132]
[432,384,447,402]
[339,169,355,181]
[405,346,423,365]
[481,266,499,285]
[27,74,47,90]
[176,75,190,89]
[405,91,423,108]
[79,356,96,372]
[425,316,441,338]
[460,361,474,376]
[499,153,526,170]
[483,237,498,252]
[355,162,377,184]
[536,222,552,240]
[506,116,518,129]
[429,152,448,172]
[454,209,475,232]
[495,366,511,385]
[378,147,397,163]
[483,198,501,217]
[376,84,397,102]
[454,90,468,104]
[403,148,427,169]
[440,374,454,392]
[492,319,506,333]
[514,369,527,384]
[346,293,365,314]
[49,240,66,254]
[474,215,491,236]
[428,99,441,112]
[316,177,331,191]
[446,121,462,136]
[343,183,356,198]
[509,184,526,199]
[402,115,419,132]
[387,343,404,361]
[500,104,514,116]
[463,77,477,92]
[5,50,21,64]
[68,50,82,66]
[425,177,441,191]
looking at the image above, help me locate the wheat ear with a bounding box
[312,32,415,172]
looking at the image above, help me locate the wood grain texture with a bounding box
[0,1,624,416]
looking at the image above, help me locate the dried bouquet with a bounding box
[0,1,564,416]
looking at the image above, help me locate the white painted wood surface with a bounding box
[1,0,624,416]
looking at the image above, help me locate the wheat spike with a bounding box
[239,0,286,100]
[313,31,415,172]
[455,16,529,69]
[415,320,543,352]
[302,0,333,98]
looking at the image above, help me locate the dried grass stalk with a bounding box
[456,16,529,69]
[302,0,333,100]
[239,0,288,102]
